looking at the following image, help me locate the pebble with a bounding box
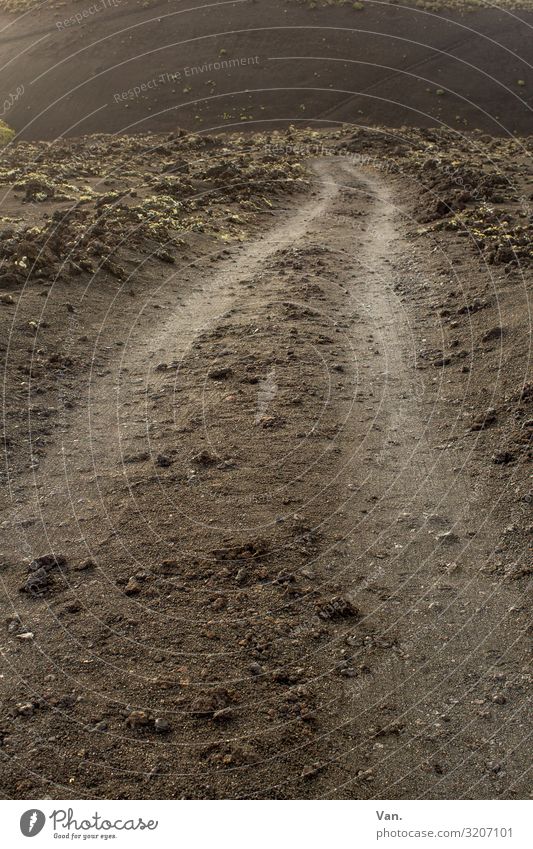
[482,325,503,343]
[339,667,357,678]
[145,766,161,780]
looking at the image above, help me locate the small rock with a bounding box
[317,596,360,621]
[213,707,234,722]
[492,451,516,465]
[123,451,150,464]
[257,414,282,428]
[301,763,323,780]
[482,326,503,343]
[154,717,171,733]
[21,567,52,596]
[145,765,161,780]
[470,409,497,431]
[160,559,179,572]
[6,615,22,635]
[208,366,232,380]
[62,601,82,614]
[339,666,357,678]
[28,553,66,572]
[435,531,460,544]
[504,562,532,581]
[433,356,452,368]
[191,449,220,466]
[125,710,151,729]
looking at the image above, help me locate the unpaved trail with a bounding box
[1,161,529,800]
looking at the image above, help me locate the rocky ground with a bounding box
[0,125,531,799]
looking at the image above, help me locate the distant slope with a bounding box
[0,0,531,139]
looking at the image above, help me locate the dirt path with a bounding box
[1,161,529,800]
[5,169,337,556]
[325,164,530,799]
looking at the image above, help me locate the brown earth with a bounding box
[0,0,531,140]
[0,126,531,799]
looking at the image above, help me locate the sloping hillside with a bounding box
[0,0,531,140]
